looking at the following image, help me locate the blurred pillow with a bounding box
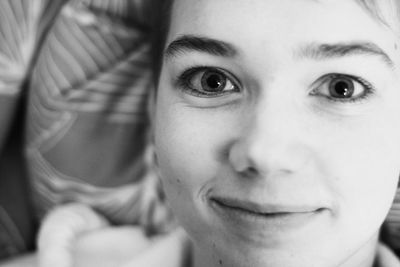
[26,0,172,231]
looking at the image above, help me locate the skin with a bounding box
[154,0,400,267]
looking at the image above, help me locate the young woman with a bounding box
[151,0,400,266]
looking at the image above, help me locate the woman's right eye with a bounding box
[177,67,240,97]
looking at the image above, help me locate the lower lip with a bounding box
[210,199,325,238]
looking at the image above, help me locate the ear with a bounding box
[146,84,157,145]
[144,141,158,170]
[145,86,160,170]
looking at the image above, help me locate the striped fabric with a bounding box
[384,197,400,252]
[0,0,42,149]
[0,0,52,258]
[18,0,172,231]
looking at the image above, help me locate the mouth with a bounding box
[209,196,327,234]
[211,197,325,216]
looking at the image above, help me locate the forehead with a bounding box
[169,0,395,25]
[167,0,398,61]
[170,0,389,36]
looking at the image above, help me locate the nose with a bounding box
[228,93,313,178]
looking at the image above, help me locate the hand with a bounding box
[37,203,190,267]
[0,253,37,267]
[72,226,153,267]
[37,203,109,267]
[73,227,190,267]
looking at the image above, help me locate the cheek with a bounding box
[153,106,235,241]
[153,101,236,215]
[155,112,218,183]
[323,112,400,234]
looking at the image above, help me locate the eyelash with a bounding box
[175,66,376,103]
[310,73,376,104]
[175,66,240,98]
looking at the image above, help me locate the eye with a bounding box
[177,67,240,97]
[311,74,375,102]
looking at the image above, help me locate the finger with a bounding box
[73,227,153,267]
[37,203,108,267]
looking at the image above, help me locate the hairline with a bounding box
[152,0,398,84]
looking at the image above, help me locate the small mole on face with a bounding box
[219,259,223,265]
[177,179,181,184]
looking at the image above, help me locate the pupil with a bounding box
[330,79,354,98]
[336,82,349,95]
[202,71,226,92]
[207,74,223,89]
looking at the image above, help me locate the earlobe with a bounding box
[152,144,159,168]
[147,84,157,126]
[146,84,158,150]
[397,174,400,188]
[144,139,158,169]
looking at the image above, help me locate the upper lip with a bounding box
[210,196,323,215]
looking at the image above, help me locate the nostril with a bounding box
[238,166,259,178]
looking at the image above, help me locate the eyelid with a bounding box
[175,66,242,97]
[310,73,376,103]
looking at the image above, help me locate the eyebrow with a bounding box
[298,42,394,68]
[164,35,394,69]
[164,35,237,59]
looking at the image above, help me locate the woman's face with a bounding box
[154,0,400,266]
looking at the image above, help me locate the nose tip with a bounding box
[229,145,260,178]
[228,119,312,179]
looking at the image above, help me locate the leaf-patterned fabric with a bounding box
[27,0,153,224]
[0,0,172,259]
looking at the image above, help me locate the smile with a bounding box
[209,196,327,238]
[211,197,324,215]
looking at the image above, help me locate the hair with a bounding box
[148,0,400,84]
[149,0,174,84]
[357,0,400,32]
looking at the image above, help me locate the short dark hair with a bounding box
[149,0,174,85]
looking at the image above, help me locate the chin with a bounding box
[219,251,333,267]
[200,237,348,267]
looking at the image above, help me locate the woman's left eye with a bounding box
[176,67,240,97]
[311,74,375,102]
